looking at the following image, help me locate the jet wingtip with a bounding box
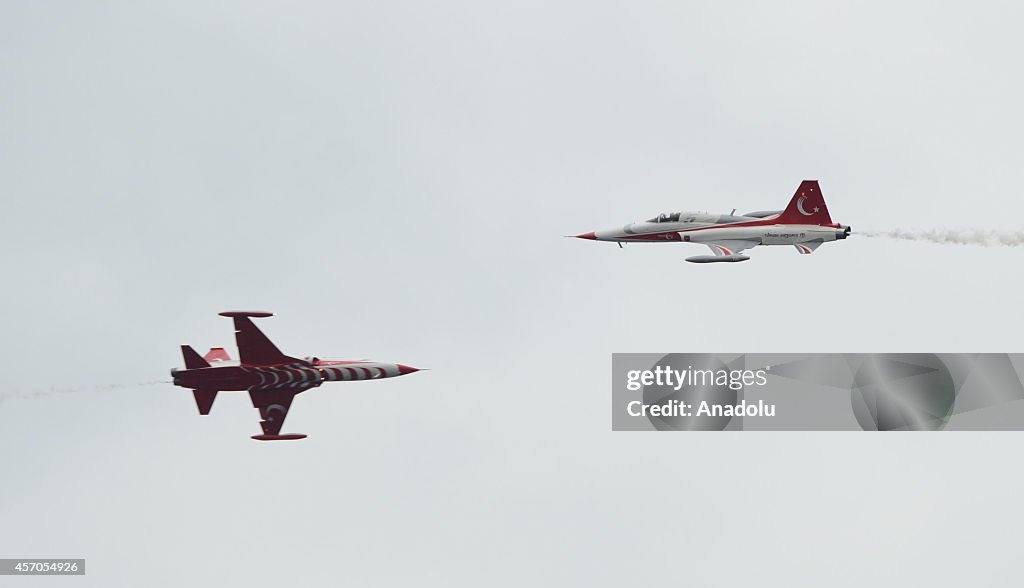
[251,434,307,441]
[219,311,274,318]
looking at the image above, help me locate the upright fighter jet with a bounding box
[170,312,421,440]
[573,180,851,262]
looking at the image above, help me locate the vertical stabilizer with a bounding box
[204,347,231,363]
[775,180,834,225]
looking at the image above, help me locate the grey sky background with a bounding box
[2,1,1023,585]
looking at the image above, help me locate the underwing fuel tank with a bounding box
[685,255,750,263]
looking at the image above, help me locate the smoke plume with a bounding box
[0,380,169,404]
[859,228,1024,247]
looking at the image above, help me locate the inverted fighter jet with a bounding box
[171,312,421,440]
[573,180,851,262]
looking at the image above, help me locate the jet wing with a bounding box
[704,240,759,257]
[227,314,303,366]
[248,384,314,440]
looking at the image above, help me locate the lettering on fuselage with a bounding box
[764,232,806,239]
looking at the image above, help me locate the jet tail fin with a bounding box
[181,345,211,369]
[204,347,231,363]
[776,180,833,225]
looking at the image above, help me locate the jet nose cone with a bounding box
[575,231,597,240]
[397,364,420,375]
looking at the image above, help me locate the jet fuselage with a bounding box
[573,180,851,262]
[582,216,850,247]
[171,359,418,392]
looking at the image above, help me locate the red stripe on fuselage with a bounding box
[614,215,838,241]
[680,215,837,232]
[619,232,682,242]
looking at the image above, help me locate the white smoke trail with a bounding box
[0,380,169,404]
[859,228,1024,247]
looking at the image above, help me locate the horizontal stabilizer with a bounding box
[794,240,823,254]
[193,389,218,415]
[181,345,211,369]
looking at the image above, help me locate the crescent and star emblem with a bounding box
[796,195,820,216]
[265,404,287,420]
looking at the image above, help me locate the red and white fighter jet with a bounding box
[171,312,421,440]
[573,180,851,262]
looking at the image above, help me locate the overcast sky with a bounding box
[2,1,1024,586]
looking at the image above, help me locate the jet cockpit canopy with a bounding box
[647,212,681,223]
